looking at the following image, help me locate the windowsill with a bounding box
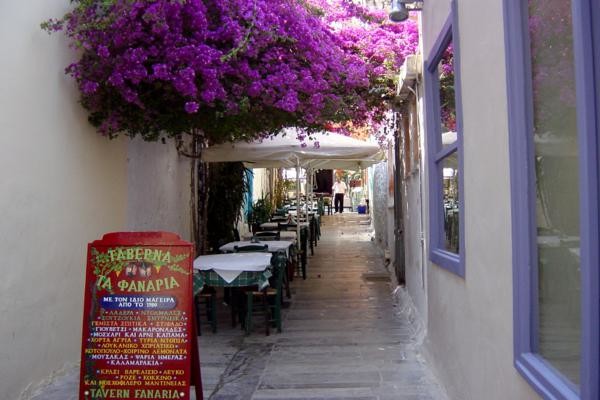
[515,353,579,400]
[430,248,464,277]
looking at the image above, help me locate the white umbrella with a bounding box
[202,129,385,238]
[201,128,384,169]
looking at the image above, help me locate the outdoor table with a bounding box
[284,215,318,255]
[242,231,297,241]
[242,226,308,279]
[219,240,294,258]
[259,222,280,230]
[192,253,273,294]
[219,240,295,298]
[289,212,321,246]
[260,221,309,229]
[193,253,273,329]
[260,221,310,242]
[287,210,317,217]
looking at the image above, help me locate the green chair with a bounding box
[267,251,287,333]
[195,287,217,335]
[245,250,287,335]
[231,243,269,327]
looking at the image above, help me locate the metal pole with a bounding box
[295,156,301,243]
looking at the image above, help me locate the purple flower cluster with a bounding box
[44,0,419,143]
[438,44,456,132]
[310,0,419,142]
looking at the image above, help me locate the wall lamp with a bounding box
[389,0,424,22]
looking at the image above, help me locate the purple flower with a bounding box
[152,64,170,80]
[185,101,199,114]
[97,45,110,58]
[43,0,419,142]
[81,80,99,94]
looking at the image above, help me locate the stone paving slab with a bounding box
[199,214,448,400]
[29,213,447,400]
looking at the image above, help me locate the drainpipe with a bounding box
[394,112,407,285]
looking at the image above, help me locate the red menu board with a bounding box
[79,232,201,400]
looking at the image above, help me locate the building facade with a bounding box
[1,2,193,399]
[396,0,600,398]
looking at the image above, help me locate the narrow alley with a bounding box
[198,213,448,400]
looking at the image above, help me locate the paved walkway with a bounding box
[29,213,447,400]
[199,213,447,400]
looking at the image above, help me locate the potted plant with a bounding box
[248,196,273,234]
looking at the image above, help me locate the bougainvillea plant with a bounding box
[528,0,575,138]
[313,0,419,144]
[438,43,456,133]
[42,0,418,145]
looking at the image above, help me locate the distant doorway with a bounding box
[315,169,333,195]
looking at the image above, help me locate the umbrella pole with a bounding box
[306,168,313,211]
[295,156,301,246]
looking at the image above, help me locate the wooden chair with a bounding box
[195,287,217,335]
[279,223,306,279]
[245,251,287,335]
[230,243,269,328]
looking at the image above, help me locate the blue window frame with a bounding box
[505,0,600,398]
[424,1,465,277]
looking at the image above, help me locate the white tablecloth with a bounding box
[193,253,272,283]
[219,240,294,257]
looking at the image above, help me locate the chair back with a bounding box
[234,244,269,252]
[255,231,280,241]
[269,250,287,297]
[278,222,296,231]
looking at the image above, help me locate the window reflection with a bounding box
[442,153,459,253]
[438,42,456,149]
[529,0,580,385]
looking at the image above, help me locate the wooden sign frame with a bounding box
[79,232,202,400]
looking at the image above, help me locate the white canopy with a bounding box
[201,129,385,169]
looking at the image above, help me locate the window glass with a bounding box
[438,42,456,149]
[441,152,459,253]
[529,0,580,385]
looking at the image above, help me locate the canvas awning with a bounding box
[202,129,383,233]
[201,129,385,169]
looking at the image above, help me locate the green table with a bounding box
[193,269,272,296]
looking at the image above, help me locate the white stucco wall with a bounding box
[252,168,271,203]
[0,2,128,399]
[420,0,540,398]
[371,162,389,252]
[403,169,427,323]
[126,138,193,241]
[403,81,428,328]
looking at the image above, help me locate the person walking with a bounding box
[332,178,348,214]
